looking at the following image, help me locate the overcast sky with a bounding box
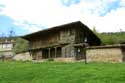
[0,0,125,36]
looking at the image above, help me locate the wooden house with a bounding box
[22,21,101,61]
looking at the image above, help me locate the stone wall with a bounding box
[54,57,75,62]
[13,52,32,61]
[86,47,122,63]
[0,51,13,56]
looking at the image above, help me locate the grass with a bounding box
[0,61,125,83]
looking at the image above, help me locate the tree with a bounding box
[13,38,29,53]
[92,26,100,36]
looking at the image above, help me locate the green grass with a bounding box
[0,61,125,83]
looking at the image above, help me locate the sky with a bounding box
[0,0,125,36]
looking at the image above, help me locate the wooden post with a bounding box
[41,49,42,60]
[55,47,57,58]
[29,49,32,57]
[84,43,88,64]
[48,48,51,59]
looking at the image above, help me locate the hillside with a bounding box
[93,29,125,45]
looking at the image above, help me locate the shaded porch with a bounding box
[31,47,62,60]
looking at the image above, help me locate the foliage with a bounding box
[0,51,3,56]
[0,62,125,83]
[48,58,54,61]
[92,26,98,35]
[100,32,125,45]
[13,38,29,53]
[92,27,125,45]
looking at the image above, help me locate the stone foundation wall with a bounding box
[54,57,75,62]
[13,52,32,61]
[86,48,122,63]
[1,51,13,57]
